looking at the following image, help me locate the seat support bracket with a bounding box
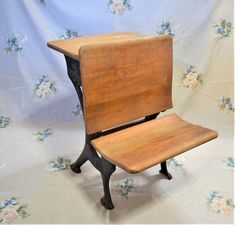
[70,135,116,209]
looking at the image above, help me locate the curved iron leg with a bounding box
[159,161,172,180]
[65,56,88,173]
[70,143,89,173]
[65,56,116,208]
[100,157,116,210]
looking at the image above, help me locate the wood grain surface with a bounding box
[91,114,218,173]
[80,35,173,134]
[47,32,143,60]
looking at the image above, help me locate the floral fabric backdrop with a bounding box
[0,0,234,224]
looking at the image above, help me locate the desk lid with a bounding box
[47,32,143,60]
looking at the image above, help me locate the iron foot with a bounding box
[100,197,114,210]
[159,169,172,180]
[70,163,81,173]
[159,161,172,180]
[70,143,89,173]
[100,157,116,210]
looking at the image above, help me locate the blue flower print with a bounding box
[1,198,17,208]
[34,75,56,98]
[39,0,46,5]
[167,157,183,167]
[182,65,203,89]
[0,197,29,224]
[223,157,234,169]
[72,103,83,118]
[214,19,232,39]
[47,157,71,171]
[207,191,234,214]
[34,128,52,142]
[4,34,27,54]
[116,178,135,198]
[218,97,234,113]
[157,21,176,38]
[0,116,10,128]
[60,29,79,39]
[108,0,132,15]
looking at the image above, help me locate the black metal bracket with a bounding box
[70,135,116,209]
[65,56,172,209]
[65,56,83,110]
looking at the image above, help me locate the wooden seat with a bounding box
[92,113,218,173]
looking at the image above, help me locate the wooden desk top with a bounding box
[47,32,143,60]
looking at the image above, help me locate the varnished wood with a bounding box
[47,33,218,209]
[80,35,173,134]
[91,114,218,173]
[47,32,143,60]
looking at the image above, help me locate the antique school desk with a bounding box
[47,33,218,209]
